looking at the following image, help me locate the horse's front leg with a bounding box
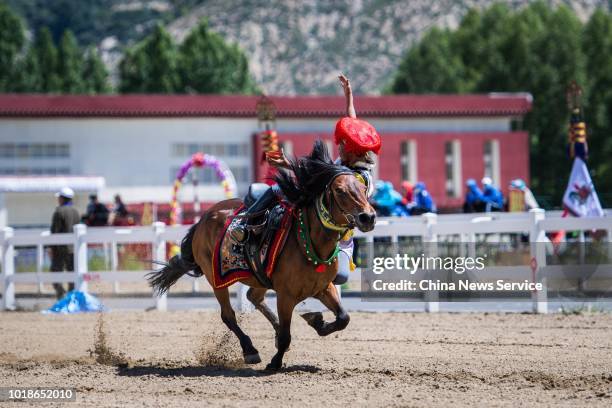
[265,294,295,371]
[301,283,350,336]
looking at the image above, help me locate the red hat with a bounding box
[334,117,381,155]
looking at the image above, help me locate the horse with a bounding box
[147,141,376,371]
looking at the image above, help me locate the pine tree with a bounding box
[119,24,178,93]
[33,27,61,92]
[177,20,255,94]
[0,3,25,91]
[57,30,85,93]
[82,47,110,94]
[390,28,465,93]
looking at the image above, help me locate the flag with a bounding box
[562,157,603,217]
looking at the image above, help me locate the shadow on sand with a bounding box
[116,364,320,378]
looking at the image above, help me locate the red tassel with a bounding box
[315,264,326,273]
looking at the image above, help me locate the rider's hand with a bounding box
[338,74,351,97]
[266,149,290,168]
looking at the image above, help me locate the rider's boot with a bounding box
[231,187,277,243]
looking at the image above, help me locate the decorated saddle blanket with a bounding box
[211,203,293,289]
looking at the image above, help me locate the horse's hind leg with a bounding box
[301,283,350,336]
[213,287,261,364]
[247,287,279,332]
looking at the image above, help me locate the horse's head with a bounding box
[326,173,376,232]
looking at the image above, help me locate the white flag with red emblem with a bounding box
[562,158,603,217]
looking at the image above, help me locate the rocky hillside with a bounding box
[8,0,610,94]
[165,0,608,94]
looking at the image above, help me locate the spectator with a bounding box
[409,182,436,215]
[482,177,504,212]
[84,194,109,226]
[110,194,129,226]
[372,181,406,216]
[50,187,81,299]
[463,179,486,213]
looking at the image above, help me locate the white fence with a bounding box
[1,209,611,313]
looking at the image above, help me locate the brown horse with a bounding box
[147,141,376,370]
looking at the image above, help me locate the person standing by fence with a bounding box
[84,194,109,226]
[49,187,81,299]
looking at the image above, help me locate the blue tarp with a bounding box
[43,290,105,314]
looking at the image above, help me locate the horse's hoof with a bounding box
[244,353,261,365]
[301,312,324,329]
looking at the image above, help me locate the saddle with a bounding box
[212,184,293,289]
[242,184,290,288]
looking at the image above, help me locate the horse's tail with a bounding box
[146,222,203,296]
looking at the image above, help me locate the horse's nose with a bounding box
[357,212,376,230]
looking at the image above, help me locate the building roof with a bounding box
[0,93,532,118]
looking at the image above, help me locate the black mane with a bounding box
[275,140,351,206]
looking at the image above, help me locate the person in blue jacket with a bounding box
[372,181,405,216]
[409,182,436,215]
[463,178,486,213]
[482,177,504,212]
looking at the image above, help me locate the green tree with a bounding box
[390,2,601,207]
[119,24,178,93]
[391,28,465,93]
[82,47,110,94]
[57,30,84,93]
[33,27,61,92]
[13,46,41,92]
[582,10,612,197]
[177,20,256,94]
[0,2,25,91]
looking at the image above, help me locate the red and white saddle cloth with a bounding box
[211,204,293,289]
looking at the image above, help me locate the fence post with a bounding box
[235,283,251,313]
[36,243,44,294]
[1,227,15,311]
[529,209,547,314]
[153,222,167,311]
[73,224,88,292]
[111,241,120,293]
[422,213,439,313]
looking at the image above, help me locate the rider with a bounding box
[231,74,381,285]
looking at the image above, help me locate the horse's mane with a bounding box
[275,140,351,206]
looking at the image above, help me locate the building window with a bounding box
[171,142,249,158]
[400,141,417,184]
[483,140,500,186]
[0,166,71,175]
[0,142,69,158]
[445,140,462,198]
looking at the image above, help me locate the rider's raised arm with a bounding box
[339,74,356,119]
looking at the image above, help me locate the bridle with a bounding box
[315,172,367,234]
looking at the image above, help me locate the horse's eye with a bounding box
[336,189,349,197]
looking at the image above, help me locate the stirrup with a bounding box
[230,225,248,243]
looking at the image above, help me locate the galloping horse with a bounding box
[147,141,376,370]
